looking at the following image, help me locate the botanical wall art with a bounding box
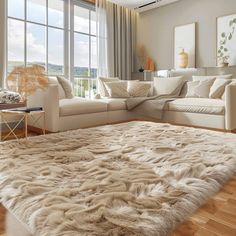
[217,13,236,67]
[174,23,196,69]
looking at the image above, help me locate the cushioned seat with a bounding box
[103,98,127,111]
[59,98,107,116]
[167,98,225,115]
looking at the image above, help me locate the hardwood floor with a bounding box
[0,176,235,236]
[172,176,236,236]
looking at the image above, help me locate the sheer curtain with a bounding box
[0,0,6,88]
[96,0,137,80]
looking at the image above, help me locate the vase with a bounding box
[179,49,188,68]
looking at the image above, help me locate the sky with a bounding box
[8,0,97,68]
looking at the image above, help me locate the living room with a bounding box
[0,0,236,236]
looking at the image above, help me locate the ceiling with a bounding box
[109,0,180,11]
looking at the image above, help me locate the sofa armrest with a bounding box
[27,85,59,132]
[225,84,236,131]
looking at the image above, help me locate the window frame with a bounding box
[71,0,96,98]
[6,0,97,98]
[6,0,66,76]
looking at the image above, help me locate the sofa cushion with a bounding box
[167,98,225,115]
[186,79,215,98]
[103,98,127,111]
[98,77,120,97]
[59,98,107,116]
[127,81,152,97]
[104,81,130,98]
[153,76,184,96]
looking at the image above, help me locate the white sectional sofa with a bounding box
[28,82,140,132]
[28,74,236,133]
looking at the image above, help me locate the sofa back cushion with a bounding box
[48,77,66,99]
[127,81,152,97]
[186,79,215,98]
[153,76,184,96]
[104,81,130,98]
[98,77,120,97]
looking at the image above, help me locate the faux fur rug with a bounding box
[0,121,236,236]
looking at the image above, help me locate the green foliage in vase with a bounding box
[218,18,236,63]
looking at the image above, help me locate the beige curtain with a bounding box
[96,0,137,80]
[0,0,6,88]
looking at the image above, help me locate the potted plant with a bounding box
[217,55,230,67]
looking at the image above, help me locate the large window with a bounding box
[73,3,97,98]
[7,0,97,97]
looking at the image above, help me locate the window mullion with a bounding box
[64,0,69,79]
[46,0,49,74]
[24,0,27,66]
[70,0,74,85]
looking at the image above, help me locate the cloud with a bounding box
[8,19,97,68]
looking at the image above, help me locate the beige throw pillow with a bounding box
[209,79,231,99]
[104,81,130,98]
[153,76,184,96]
[127,81,151,97]
[186,79,215,98]
[222,80,236,100]
[97,77,120,97]
[48,77,66,99]
[57,76,74,99]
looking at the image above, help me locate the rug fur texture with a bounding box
[0,121,236,236]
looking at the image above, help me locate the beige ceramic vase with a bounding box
[179,49,188,68]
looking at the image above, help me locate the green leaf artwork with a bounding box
[218,17,236,64]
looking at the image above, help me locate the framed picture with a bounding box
[217,13,236,67]
[174,23,196,69]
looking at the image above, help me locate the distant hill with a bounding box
[8,61,97,78]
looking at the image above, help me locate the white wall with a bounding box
[0,0,6,87]
[137,0,236,70]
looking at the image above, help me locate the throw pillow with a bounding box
[153,76,184,96]
[186,79,215,98]
[48,77,66,99]
[222,80,236,100]
[127,81,152,97]
[0,89,22,104]
[57,76,74,99]
[97,77,120,97]
[104,81,130,98]
[209,79,231,99]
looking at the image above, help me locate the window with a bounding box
[7,0,97,98]
[7,0,65,76]
[73,3,97,98]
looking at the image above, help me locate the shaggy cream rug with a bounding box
[0,121,236,236]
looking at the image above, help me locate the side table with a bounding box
[0,110,45,141]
